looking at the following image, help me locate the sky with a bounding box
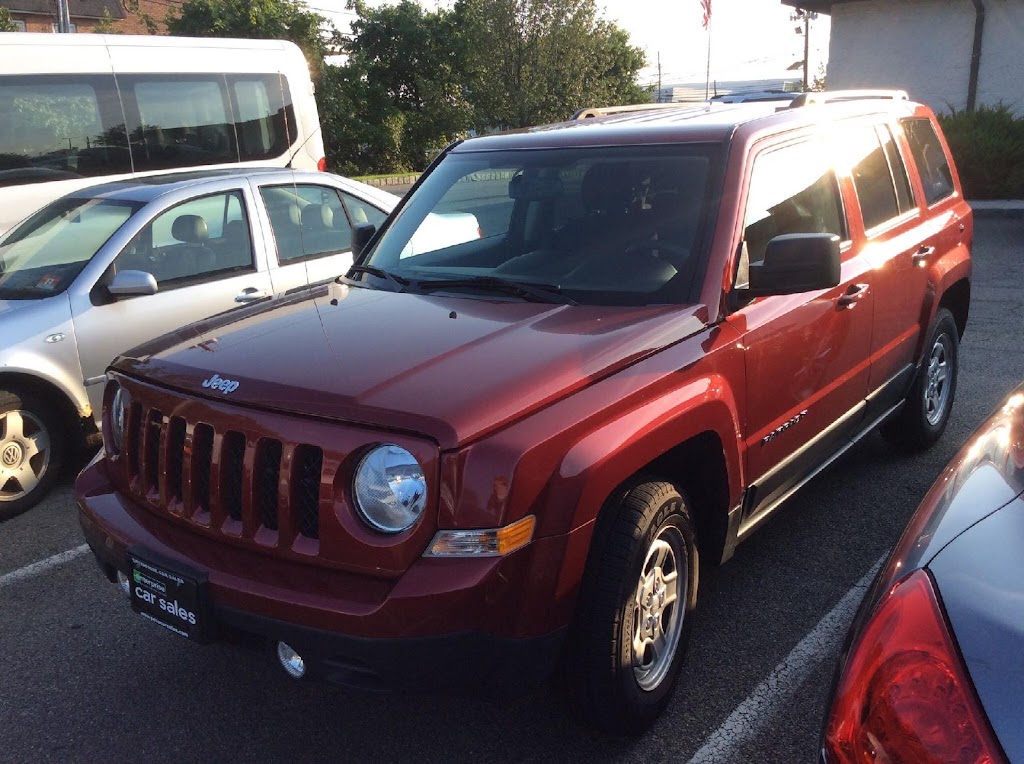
[308,0,831,88]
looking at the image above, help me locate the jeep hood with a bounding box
[114,284,707,448]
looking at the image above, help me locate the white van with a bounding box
[0,34,325,234]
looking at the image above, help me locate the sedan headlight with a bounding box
[108,384,126,455]
[353,444,426,533]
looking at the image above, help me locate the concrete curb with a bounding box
[969,200,1024,218]
[360,174,420,189]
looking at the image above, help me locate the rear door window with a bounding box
[260,184,353,263]
[901,118,956,205]
[846,124,915,232]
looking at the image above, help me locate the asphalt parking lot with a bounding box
[2,216,1023,764]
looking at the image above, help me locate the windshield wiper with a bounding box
[414,276,577,305]
[339,265,412,293]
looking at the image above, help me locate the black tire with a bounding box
[566,479,699,735]
[882,308,960,451]
[0,388,66,521]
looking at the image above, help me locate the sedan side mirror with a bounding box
[108,269,158,297]
[352,223,377,258]
[746,233,841,297]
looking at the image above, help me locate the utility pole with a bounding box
[790,8,818,91]
[657,52,662,103]
[55,0,72,32]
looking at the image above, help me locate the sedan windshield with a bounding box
[0,198,140,299]
[364,144,719,306]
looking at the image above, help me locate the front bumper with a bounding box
[77,458,572,691]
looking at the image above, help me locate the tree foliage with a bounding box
[0,7,19,32]
[167,0,330,79]
[334,0,472,172]
[455,0,647,128]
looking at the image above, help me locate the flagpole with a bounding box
[704,17,712,99]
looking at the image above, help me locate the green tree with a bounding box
[0,7,20,31]
[340,0,472,171]
[167,0,330,79]
[455,0,647,128]
[317,62,409,175]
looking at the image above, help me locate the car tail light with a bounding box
[317,157,327,172]
[824,569,1006,763]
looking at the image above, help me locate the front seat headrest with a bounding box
[301,203,334,229]
[581,162,637,214]
[171,214,209,244]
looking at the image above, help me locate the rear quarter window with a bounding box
[901,118,956,206]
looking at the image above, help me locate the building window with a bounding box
[51,22,78,32]
[13,19,26,31]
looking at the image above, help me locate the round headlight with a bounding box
[353,445,426,533]
[108,385,126,454]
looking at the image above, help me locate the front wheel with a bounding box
[882,308,960,451]
[0,389,66,521]
[567,480,699,735]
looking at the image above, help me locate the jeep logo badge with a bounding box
[201,373,240,395]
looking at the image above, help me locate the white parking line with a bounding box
[0,544,90,590]
[685,557,884,764]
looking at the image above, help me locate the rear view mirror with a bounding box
[746,233,841,297]
[108,269,158,297]
[352,223,377,258]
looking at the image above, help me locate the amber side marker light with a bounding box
[425,515,536,557]
[824,568,1007,764]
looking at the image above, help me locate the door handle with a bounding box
[235,287,269,303]
[912,244,935,266]
[838,283,869,309]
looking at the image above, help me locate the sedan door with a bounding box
[70,187,273,415]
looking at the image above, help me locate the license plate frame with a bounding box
[127,547,211,643]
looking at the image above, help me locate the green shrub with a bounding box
[938,104,1024,200]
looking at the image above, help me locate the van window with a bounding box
[117,74,295,172]
[125,76,237,172]
[233,77,293,161]
[0,75,130,186]
[902,118,955,205]
[742,140,847,265]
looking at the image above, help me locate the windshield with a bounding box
[0,198,140,299]
[364,144,719,306]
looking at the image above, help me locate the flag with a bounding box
[701,0,712,28]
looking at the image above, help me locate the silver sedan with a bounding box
[0,168,399,519]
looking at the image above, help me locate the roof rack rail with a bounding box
[570,102,697,120]
[786,89,909,108]
[788,89,910,108]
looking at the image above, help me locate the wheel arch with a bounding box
[0,371,93,444]
[938,276,970,339]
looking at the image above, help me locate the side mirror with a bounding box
[746,233,841,297]
[352,223,377,258]
[108,269,158,297]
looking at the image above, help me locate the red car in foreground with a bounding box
[78,91,972,734]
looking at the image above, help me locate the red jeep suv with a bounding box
[77,91,972,734]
